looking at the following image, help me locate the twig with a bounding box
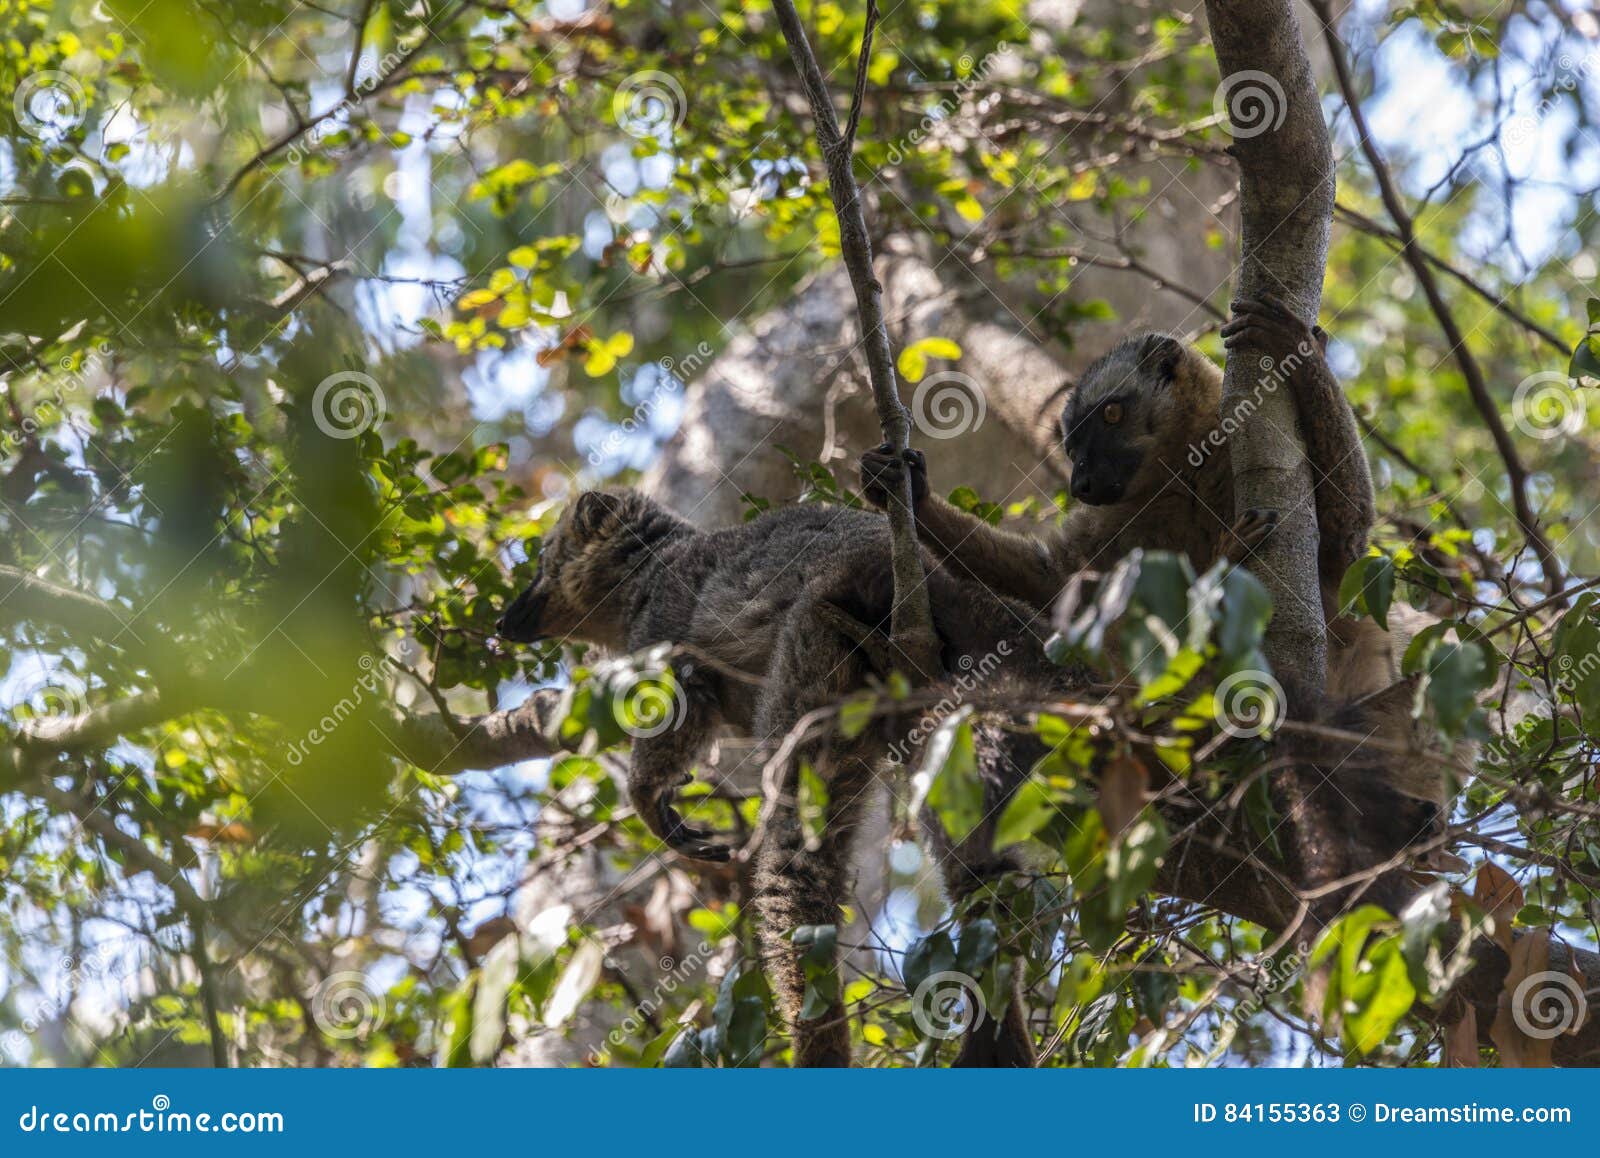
[770,0,940,676]
[1315,2,1564,597]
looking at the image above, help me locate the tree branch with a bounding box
[1203,0,1333,705]
[1314,3,1564,596]
[0,564,137,640]
[380,689,567,774]
[1157,831,1600,1065]
[770,0,941,677]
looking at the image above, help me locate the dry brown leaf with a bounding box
[1443,1003,1479,1068]
[465,915,517,961]
[1473,861,1523,953]
[1490,930,1557,1067]
[186,821,255,845]
[1098,752,1149,838]
[1566,953,1591,1036]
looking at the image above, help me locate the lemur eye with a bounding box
[1102,401,1124,426]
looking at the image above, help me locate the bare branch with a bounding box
[1314,3,1564,596]
[1203,0,1333,704]
[770,0,941,677]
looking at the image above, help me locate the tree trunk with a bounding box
[1203,0,1333,706]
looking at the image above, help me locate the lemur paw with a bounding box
[632,779,734,863]
[1220,294,1321,361]
[1222,507,1280,563]
[858,443,929,509]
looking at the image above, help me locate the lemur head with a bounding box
[497,489,688,650]
[1060,332,1223,505]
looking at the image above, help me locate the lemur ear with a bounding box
[572,490,624,536]
[1138,334,1184,383]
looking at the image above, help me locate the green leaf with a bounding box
[1344,934,1416,1055]
[918,715,984,842]
[469,932,519,1064]
[991,778,1057,850]
[838,693,877,739]
[1362,554,1395,629]
[903,930,956,995]
[1104,813,1168,914]
[1419,640,1493,735]
[795,924,839,1021]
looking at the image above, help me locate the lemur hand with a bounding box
[859,443,929,510]
[1220,293,1324,362]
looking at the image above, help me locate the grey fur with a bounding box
[499,490,1069,1065]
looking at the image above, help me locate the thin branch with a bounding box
[1334,202,1569,355]
[840,0,879,154]
[1314,2,1564,596]
[770,0,940,675]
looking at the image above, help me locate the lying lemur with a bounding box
[497,489,1067,1066]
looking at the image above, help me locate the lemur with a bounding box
[861,294,1455,888]
[497,490,1064,1066]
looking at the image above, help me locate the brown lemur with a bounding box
[861,295,1458,887]
[497,490,1069,1066]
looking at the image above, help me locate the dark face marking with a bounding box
[495,495,613,644]
[1062,396,1144,505]
[1059,332,1186,506]
[496,577,550,642]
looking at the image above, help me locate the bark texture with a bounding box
[1203,0,1333,704]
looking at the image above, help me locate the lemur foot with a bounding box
[859,443,928,510]
[1221,507,1280,563]
[633,776,734,863]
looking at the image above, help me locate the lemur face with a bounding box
[497,491,630,648]
[1061,333,1186,506]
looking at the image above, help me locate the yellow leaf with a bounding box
[897,347,927,383]
[1066,171,1098,200]
[952,194,984,222]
